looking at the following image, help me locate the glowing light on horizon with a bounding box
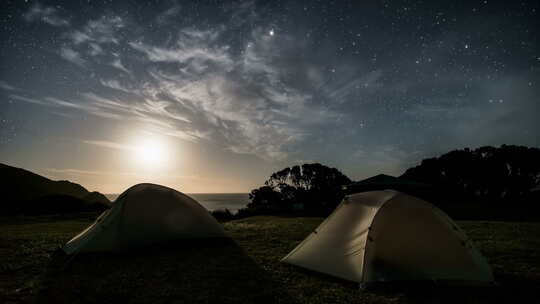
[132,137,170,169]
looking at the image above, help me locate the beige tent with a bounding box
[282,190,493,285]
[63,183,226,254]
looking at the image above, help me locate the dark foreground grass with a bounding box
[1,215,539,303]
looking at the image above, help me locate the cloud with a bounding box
[100,79,131,93]
[9,94,47,105]
[84,15,125,44]
[8,93,126,120]
[23,3,69,26]
[224,0,257,28]
[131,26,335,160]
[111,59,131,74]
[48,96,127,119]
[35,21,339,160]
[10,95,83,108]
[45,97,98,111]
[65,15,126,57]
[45,168,120,176]
[70,30,91,44]
[156,3,181,25]
[81,91,195,129]
[82,140,135,151]
[0,81,17,91]
[16,3,358,161]
[129,27,230,68]
[78,93,132,119]
[89,43,103,56]
[18,1,337,161]
[4,0,535,185]
[59,47,86,67]
[129,41,232,69]
[44,167,202,181]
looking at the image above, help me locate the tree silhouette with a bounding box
[247,163,351,215]
[401,145,540,203]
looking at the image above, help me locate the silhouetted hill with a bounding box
[0,163,111,215]
[82,191,111,206]
[345,174,434,201]
[347,174,431,190]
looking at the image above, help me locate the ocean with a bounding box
[105,193,250,213]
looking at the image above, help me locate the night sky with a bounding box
[0,1,538,193]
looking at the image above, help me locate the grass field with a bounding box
[1,214,539,303]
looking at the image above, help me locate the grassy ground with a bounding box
[1,215,539,303]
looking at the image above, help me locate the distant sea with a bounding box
[105,193,250,213]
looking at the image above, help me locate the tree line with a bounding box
[238,145,539,218]
[401,145,540,204]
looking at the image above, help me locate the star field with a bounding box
[0,0,538,193]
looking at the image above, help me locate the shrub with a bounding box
[210,208,235,222]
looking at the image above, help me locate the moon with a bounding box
[132,137,169,168]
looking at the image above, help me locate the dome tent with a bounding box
[282,190,493,285]
[63,183,226,254]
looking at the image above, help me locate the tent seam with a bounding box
[360,190,401,283]
[281,197,349,262]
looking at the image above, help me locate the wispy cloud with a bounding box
[45,23,338,160]
[15,4,347,161]
[111,59,131,74]
[44,167,203,181]
[225,0,257,28]
[0,81,17,91]
[129,41,232,69]
[89,43,103,56]
[45,167,121,176]
[82,139,135,151]
[23,3,69,26]
[156,3,181,25]
[9,94,47,105]
[64,15,126,59]
[60,47,86,67]
[81,91,195,130]
[70,30,91,44]
[9,93,124,120]
[84,15,125,44]
[99,79,131,93]
[5,0,536,185]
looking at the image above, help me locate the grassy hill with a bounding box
[1,215,538,303]
[0,163,110,215]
